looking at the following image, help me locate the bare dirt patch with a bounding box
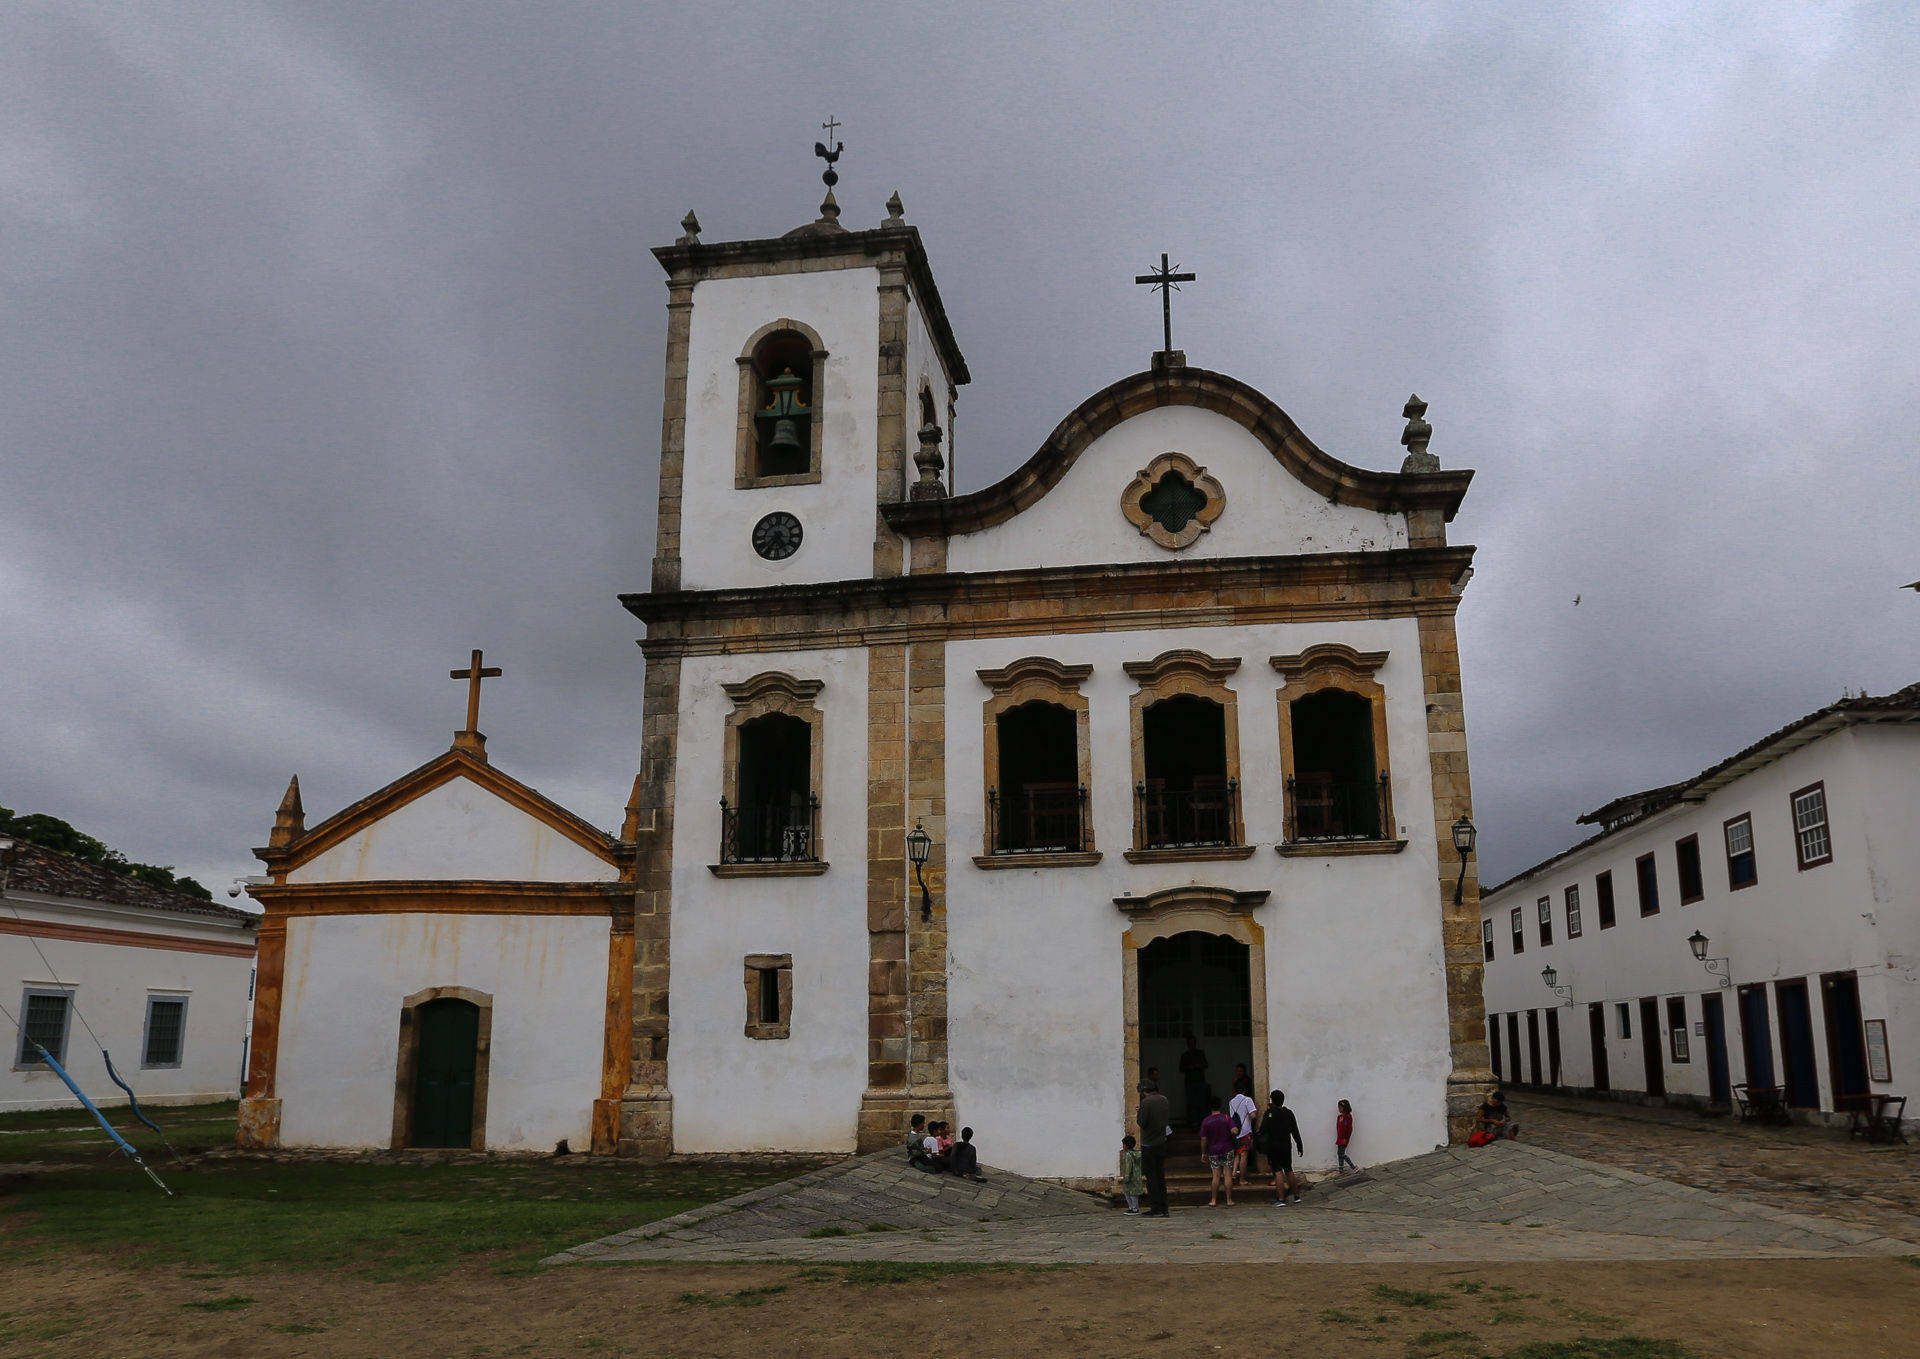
[4,1256,1916,1358]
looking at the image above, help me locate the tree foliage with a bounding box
[0,807,213,899]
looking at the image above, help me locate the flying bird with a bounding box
[1904,580,1920,592]
[1573,594,1581,606]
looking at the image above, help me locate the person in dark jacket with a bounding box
[1135,1080,1172,1217]
[946,1126,984,1180]
[1261,1089,1305,1205]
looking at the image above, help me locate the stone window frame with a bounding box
[1120,451,1226,550]
[973,656,1099,869]
[735,318,829,490]
[1270,643,1404,857]
[743,953,793,1040]
[389,984,494,1152]
[711,671,829,878]
[13,985,74,1070]
[140,991,191,1069]
[1122,649,1252,863]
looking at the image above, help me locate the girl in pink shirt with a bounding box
[1335,1099,1355,1174]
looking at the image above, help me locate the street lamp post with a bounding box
[1687,931,1732,988]
[1540,964,1574,1009]
[1451,815,1477,906]
[906,820,933,923]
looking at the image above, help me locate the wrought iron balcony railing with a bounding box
[718,796,821,863]
[985,783,1089,855]
[1284,772,1393,843]
[1134,778,1240,849]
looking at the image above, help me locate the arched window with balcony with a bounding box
[713,672,826,873]
[1271,645,1399,852]
[1123,651,1249,862]
[976,658,1095,864]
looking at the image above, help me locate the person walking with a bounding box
[1262,1089,1305,1205]
[1118,1134,1145,1214]
[1135,1080,1172,1217]
[1228,1085,1259,1186]
[1335,1099,1356,1174]
[1199,1096,1237,1206]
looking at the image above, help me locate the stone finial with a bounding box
[884,191,906,227]
[815,189,843,230]
[268,775,305,849]
[1399,393,1439,473]
[677,210,701,246]
[910,424,947,500]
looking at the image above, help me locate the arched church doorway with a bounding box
[411,997,480,1148]
[1137,932,1253,1127]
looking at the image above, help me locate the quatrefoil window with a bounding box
[1122,453,1226,550]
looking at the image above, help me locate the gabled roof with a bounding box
[1486,680,1920,899]
[880,365,1473,539]
[2,842,257,925]
[255,747,632,875]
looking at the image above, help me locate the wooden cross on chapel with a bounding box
[450,649,502,759]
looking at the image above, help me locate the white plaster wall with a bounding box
[946,616,1452,1178]
[275,912,608,1150]
[677,269,882,592]
[947,406,1408,575]
[1482,725,1918,1112]
[666,647,871,1152]
[286,777,619,884]
[2,900,254,1112]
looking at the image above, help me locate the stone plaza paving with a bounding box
[546,1136,1920,1267]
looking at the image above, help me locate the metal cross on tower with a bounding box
[1134,253,1196,360]
[450,649,502,735]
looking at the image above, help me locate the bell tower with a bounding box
[648,176,970,594]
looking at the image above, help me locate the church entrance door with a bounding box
[1137,932,1253,1127]
[412,998,480,1148]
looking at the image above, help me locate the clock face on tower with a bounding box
[751,511,803,561]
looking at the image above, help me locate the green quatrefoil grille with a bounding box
[1139,472,1209,532]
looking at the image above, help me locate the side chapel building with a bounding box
[238,187,1495,1178]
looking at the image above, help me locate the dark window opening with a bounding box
[1138,695,1235,847]
[1776,980,1820,1108]
[143,999,185,1067]
[1596,871,1617,929]
[990,701,1085,852]
[1140,472,1209,533]
[1725,814,1757,889]
[1676,835,1704,903]
[1489,1011,1503,1080]
[919,386,938,430]
[1636,853,1660,916]
[725,713,816,862]
[758,967,781,1026]
[1287,688,1385,841]
[1510,906,1525,955]
[1537,896,1553,947]
[1739,984,1775,1089]
[752,330,815,478]
[1482,917,1495,962]
[18,992,69,1066]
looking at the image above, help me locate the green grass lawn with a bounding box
[0,1100,811,1281]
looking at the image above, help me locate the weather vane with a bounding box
[1134,253,1197,359]
[814,117,843,189]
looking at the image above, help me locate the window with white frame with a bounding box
[1509,905,1525,955]
[16,989,72,1066]
[1724,813,1757,889]
[1791,783,1831,869]
[1536,896,1553,947]
[142,995,188,1068]
[1565,883,1582,938]
[1666,996,1691,1062]
[1482,916,1495,961]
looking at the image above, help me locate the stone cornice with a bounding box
[1271,642,1392,682]
[720,672,827,707]
[974,657,1095,693]
[1121,648,1242,684]
[247,880,629,917]
[879,366,1472,540]
[652,223,969,386]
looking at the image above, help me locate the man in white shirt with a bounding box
[1228,1088,1259,1186]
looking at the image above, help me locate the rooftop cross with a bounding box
[1134,253,1197,361]
[449,649,502,737]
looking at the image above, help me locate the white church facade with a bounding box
[239,186,1496,1178]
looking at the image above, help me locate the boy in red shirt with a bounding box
[1335,1099,1356,1174]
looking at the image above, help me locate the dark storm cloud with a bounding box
[2,1,1915,894]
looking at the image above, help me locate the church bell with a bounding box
[757,368,811,452]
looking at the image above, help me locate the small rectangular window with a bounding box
[742,953,793,1040]
[1565,884,1583,938]
[1636,853,1660,916]
[1667,997,1690,1062]
[1482,917,1495,962]
[1675,835,1703,903]
[1536,896,1553,947]
[1792,782,1831,869]
[1724,813,1757,889]
[1596,871,1617,929]
[1509,905,1525,955]
[17,990,71,1066]
[1616,1001,1632,1040]
[142,997,187,1068]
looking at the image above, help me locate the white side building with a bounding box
[2,840,257,1111]
[1480,683,1920,1128]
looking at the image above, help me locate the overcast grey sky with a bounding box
[3,1,1916,897]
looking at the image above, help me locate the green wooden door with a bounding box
[412,998,479,1148]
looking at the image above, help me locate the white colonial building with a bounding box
[3,840,257,1111]
[1481,683,1920,1128]
[240,184,1498,1175]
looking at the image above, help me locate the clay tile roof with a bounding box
[2,842,258,926]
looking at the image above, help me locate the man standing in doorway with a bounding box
[1179,1034,1210,1128]
[1136,1080,1171,1217]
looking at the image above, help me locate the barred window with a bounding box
[143,997,187,1067]
[1792,784,1831,868]
[17,991,70,1066]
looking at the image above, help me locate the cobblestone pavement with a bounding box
[547,1140,1918,1266]
[1510,1089,1920,1245]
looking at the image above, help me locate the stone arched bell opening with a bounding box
[1117,886,1270,1139]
